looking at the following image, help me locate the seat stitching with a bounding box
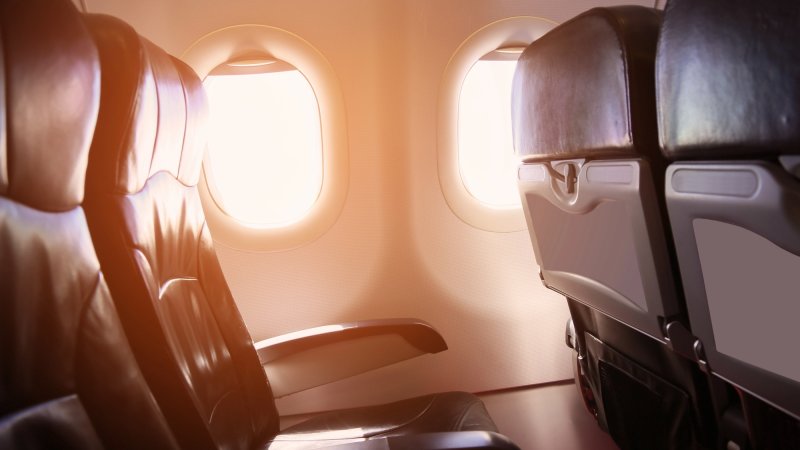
[158,277,198,299]
[207,388,236,427]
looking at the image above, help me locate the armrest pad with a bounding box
[254,318,447,397]
[255,318,447,362]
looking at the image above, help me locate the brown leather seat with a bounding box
[82,12,512,450]
[0,0,178,448]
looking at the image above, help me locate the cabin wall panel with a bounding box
[84,0,653,415]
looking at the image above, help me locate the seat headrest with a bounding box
[85,14,207,195]
[657,0,800,159]
[0,0,99,211]
[512,6,662,162]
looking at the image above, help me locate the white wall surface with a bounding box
[84,0,655,415]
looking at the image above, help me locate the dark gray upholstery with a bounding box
[657,0,800,422]
[512,6,662,162]
[511,7,722,449]
[657,0,800,159]
[512,6,679,342]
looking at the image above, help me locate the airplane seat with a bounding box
[657,0,800,443]
[82,12,516,450]
[0,0,180,448]
[512,6,718,449]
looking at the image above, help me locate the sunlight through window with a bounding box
[204,66,322,227]
[458,58,521,208]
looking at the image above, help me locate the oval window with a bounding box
[437,17,555,232]
[458,49,522,208]
[203,59,322,227]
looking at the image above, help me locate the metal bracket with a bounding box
[662,319,713,374]
[693,340,711,375]
[663,320,698,359]
[565,318,577,350]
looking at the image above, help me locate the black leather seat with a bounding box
[512,5,678,349]
[81,12,514,450]
[0,0,179,448]
[511,7,717,449]
[657,0,800,443]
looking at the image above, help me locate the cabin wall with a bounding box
[82,0,653,415]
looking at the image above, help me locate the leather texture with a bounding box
[511,7,714,448]
[82,11,504,450]
[657,0,800,159]
[270,392,498,448]
[84,13,279,450]
[512,6,663,162]
[0,1,178,448]
[0,0,98,210]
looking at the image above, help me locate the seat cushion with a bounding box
[267,392,497,448]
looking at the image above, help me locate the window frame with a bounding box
[182,25,348,251]
[438,16,555,232]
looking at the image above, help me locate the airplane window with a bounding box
[437,17,554,232]
[458,51,521,208]
[183,25,347,251]
[203,61,322,227]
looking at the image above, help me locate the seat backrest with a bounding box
[657,0,800,420]
[82,14,280,449]
[510,8,728,448]
[0,0,178,448]
[511,6,678,342]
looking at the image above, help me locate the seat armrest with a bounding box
[319,432,520,450]
[254,318,447,397]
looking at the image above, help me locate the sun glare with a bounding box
[204,69,322,227]
[458,59,521,208]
